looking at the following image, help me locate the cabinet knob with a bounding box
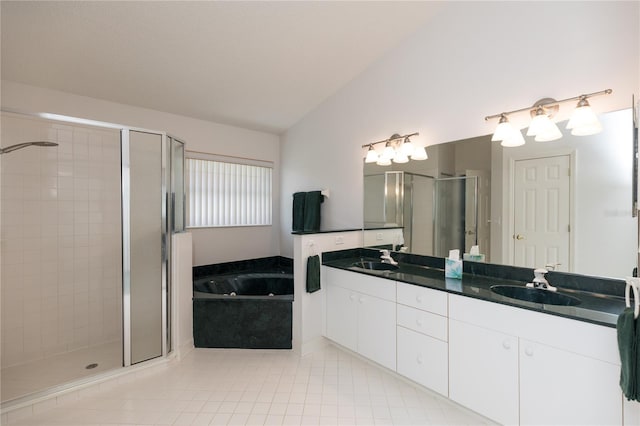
[358,297,364,304]
[416,295,423,303]
[502,339,511,350]
[416,319,423,327]
[525,347,534,357]
[416,354,423,364]
[349,294,355,301]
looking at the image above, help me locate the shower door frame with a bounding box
[0,109,173,390]
[121,128,170,366]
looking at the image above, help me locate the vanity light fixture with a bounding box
[485,88,612,146]
[362,132,427,166]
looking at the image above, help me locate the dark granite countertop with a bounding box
[322,249,627,328]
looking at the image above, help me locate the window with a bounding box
[186,155,272,227]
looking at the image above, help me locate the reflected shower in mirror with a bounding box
[363,108,637,278]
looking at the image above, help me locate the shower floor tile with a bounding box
[1,340,122,403]
[5,344,495,425]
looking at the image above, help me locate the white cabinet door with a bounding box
[325,283,357,352]
[397,326,448,396]
[357,293,396,371]
[520,339,622,426]
[449,319,519,425]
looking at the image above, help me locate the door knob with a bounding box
[466,230,476,235]
[514,234,526,240]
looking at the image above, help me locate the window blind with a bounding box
[186,158,272,227]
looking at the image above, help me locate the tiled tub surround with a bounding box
[322,248,630,424]
[193,257,294,349]
[1,114,123,402]
[323,248,626,327]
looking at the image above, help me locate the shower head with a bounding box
[0,141,59,155]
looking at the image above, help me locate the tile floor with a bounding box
[6,345,493,425]
[2,341,122,403]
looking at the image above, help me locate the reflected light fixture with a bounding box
[485,89,612,147]
[362,132,427,166]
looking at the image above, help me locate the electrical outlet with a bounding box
[335,236,344,245]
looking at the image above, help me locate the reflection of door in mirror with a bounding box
[512,156,571,272]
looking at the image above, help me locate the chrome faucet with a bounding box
[379,249,398,265]
[526,264,560,292]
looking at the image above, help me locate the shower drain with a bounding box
[85,363,98,370]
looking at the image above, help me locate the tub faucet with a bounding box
[380,249,398,265]
[526,266,558,292]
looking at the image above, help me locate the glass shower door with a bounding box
[124,130,166,365]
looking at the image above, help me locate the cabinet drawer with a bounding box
[397,282,447,315]
[397,304,447,341]
[397,326,448,396]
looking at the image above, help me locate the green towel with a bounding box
[303,191,323,232]
[306,255,321,293]
[292,192,306,232]
[617,307,639,401]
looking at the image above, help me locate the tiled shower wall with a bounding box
[0,113,123,368]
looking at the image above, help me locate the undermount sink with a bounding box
[490,285,581,306]
[351,260,399,271]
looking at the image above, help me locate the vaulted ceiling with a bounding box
[1,1,441,133]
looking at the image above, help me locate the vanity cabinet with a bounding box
[324,267,396,370]
[449,319,519,424]
[449,294,622,426]
[396,283,449,396]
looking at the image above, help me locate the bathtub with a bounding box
[193,258,294,349]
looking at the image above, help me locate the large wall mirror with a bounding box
[363,108,637,279]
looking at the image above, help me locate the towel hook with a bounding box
[625,277,640,319]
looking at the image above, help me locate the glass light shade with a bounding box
[376,157,392,166]
[364,146,379,163]
[400,137,415,155]
[410,146,428,160]
[527,108,562,142]
[534,119,562,142]
[491,115,513,141]
[567,103,602,136]
[500,128,525,147]
[381,143,396,160]
[393,151,409,163]
[526,109,551,136]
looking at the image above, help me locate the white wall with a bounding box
[280,1,639,258]
[1,81,282,265]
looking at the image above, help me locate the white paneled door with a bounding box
[513,155,571,271]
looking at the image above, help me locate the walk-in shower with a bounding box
[0,111,185,407]
[363,171,481,257]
